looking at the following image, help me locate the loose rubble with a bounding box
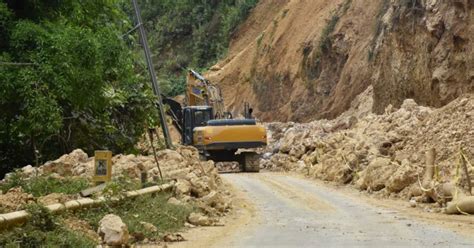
[98,214,130,246]
[163,233,185,242]
[0,187,35,213]
[0,144,233,245]
[262,91,474,213]
[187,212,217,226]
[1,144,232,215]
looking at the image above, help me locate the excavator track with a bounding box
[240,152,260,173]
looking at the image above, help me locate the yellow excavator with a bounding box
[164,70,266,172]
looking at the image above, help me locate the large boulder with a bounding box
[357,157,394,191]
[98,214,129,246]
[186,172,211,198]
[386,160,418,193]
[279,128,307,154]
[174,179,192,196]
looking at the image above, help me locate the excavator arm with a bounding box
[186,70,226,119]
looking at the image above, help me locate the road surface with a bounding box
[209,173,474,248]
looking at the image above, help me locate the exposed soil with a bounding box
[206,0,473,122]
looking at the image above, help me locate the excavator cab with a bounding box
[182,106,213,145]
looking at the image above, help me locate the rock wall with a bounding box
[371,0,474,113]
[207,0,473,122]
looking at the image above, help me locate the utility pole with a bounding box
[131,0,172,149]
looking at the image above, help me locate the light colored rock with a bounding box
[188,212,214,226]
[21,165,36,176]
[357,157,393,191]
[187,173,211,198]
[140,221,158,233]
[184,222,196,228]
[0,187,34,211]
[42,149,89,176]
[38,193,69,206]
[167,197,185,206]
[175,179,192,196]
[289,144,306,159]
[163,233,185,242]
[98,214,129,246]
[386,160,417,193]
[201,191,220,206]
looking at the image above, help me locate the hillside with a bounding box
[207,0,473,122]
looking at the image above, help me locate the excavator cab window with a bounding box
[182,107,213,145]
[194,110,212,127]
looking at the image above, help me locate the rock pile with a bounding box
[1,144,232,228]
[0,187,35,213]
[263,93,473,207]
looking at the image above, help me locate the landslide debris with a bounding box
[262,89,474,213]
[0,145,233,245]
[0,187,35,213]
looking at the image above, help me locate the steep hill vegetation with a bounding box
[137,0,258,96]
[0,1,160,177]
[0,0,258,176]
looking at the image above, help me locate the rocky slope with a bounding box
[207,0,473,122]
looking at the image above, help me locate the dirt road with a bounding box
[207,173,474,247]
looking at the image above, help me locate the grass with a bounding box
[0,204,96,247]
[1,181,193,246]
[76,192,193,240]
[0,169,190,245]
[0,171,90,197]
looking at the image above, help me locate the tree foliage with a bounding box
[134,0,258,96]
[0,0,157,176]
[0,0,258,176]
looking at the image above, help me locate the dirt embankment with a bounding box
[207,0,473,122]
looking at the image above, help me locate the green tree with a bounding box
[134,0,259,97]
[0,0,157,176]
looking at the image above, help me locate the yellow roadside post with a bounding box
[93,150,112,184]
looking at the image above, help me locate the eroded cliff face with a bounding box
[371,0,473,113]
[206,0,473,122]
